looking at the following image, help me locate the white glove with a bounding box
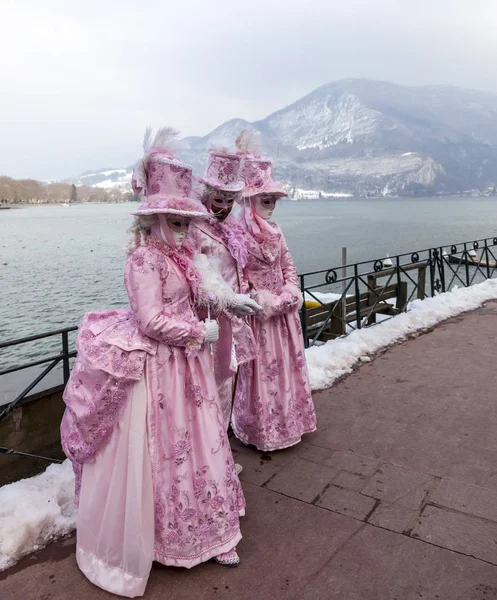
[231,294,262,317]
[204,319,219,343]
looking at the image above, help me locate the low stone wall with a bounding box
[0,387,66,486]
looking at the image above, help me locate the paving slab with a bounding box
[362,463,434,509]
[368,502,418,534]
[429,478,497,523]
[233,449,284,486]
[278,441,334,465]
[412,505,497,566]
[325,450,381,477]
[333,470,369,492]
[316,485,377,520]
[265,457,339,503]
[306,519,497,600]
[311,303,497,491]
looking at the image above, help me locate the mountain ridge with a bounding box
[64,79,497,198]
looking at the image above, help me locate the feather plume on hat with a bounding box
[207,137,235,154]
[132,127,188,195]
[235,129,262,156]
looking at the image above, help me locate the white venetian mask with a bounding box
[254,195,277,221]
[165,215,191,248]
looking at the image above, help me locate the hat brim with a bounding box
[132,193,210,218]
[243,187,288,200]
[131,207,210,218]
[199,177,245,193]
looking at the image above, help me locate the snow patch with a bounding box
[306,279,497,390]
[99,169,127,177]
[305,291,343,303]
[0,461,76,571]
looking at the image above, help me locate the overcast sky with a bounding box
[3,0,497,180]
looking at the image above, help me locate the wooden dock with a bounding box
[448,253,497,268]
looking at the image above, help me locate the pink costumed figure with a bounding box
[60,128,245,599]
[231,130,317,452]
[191,142,260,444]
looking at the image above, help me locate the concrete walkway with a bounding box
[3,302,497,599]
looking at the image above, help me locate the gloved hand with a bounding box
[231,294,262,317]
[256,286,302,320]
[204,319,219,343]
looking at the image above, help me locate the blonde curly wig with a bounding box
[126,214,157,255]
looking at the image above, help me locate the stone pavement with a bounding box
[3,302,497,599]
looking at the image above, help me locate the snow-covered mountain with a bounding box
[64,168,133,192]
[67,80,497,197]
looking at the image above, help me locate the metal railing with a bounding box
[299,236,497,348]
[0,326,77,421]
[1,234,497,462]
[0,326,77,463]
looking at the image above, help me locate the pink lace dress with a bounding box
[232,224,317,451]
[192,215,256,430]
[61,238,245,598]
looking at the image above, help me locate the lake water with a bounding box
[1,197,497,367]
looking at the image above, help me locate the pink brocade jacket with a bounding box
[61,241,207,468]
[243,223,303,318]
[192,220,256,386]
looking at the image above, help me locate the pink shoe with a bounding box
[213,548,240,567]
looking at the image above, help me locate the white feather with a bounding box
[193,253,235,311]
[142,127,153,152]
[142,126,188,155]
[207,137,235,154]
[235,129,262,155]
[132,159,147,194]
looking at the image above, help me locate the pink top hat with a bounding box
[199,150,245,193]
[239,156,288,199]
[131,128,209,218]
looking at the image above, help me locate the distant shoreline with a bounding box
[0,201,138,209]
[1,191,496,210]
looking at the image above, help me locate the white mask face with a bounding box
[254,195,277,220]
[165,216,190,248]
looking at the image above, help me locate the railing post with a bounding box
[354,263,361,329]
[62,330,70,384]
[429,249,435,297]
[342,247,347,325]
[463,242,470,288]
[395,255,403,310]
[300,274,308,348]
[439,247,446,293]
[485,239,491,279]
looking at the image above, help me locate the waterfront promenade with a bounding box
[2,301,497,599]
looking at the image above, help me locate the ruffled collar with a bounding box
[240,205,281,263]
[208,213,249,268]
[145,235,210,303]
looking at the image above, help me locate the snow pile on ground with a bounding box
[0,460,76,571]
[306,279,497,390]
